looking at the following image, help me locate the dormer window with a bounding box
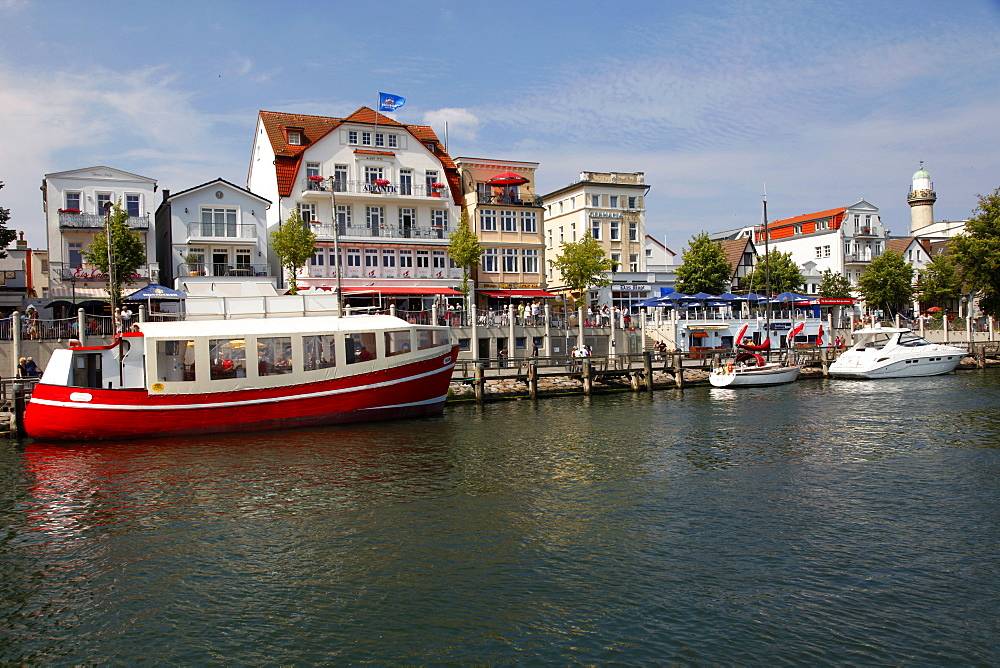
[288,131,302,145]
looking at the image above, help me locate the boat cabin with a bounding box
[39,315,453,394]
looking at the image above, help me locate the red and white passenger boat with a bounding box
[25,314,457,441]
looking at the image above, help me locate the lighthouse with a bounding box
[907,161,936,234]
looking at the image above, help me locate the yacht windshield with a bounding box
[898,332,930,347]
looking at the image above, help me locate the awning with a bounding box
[687,324,729,330]
[479,289,558,299]
[341,286,463,296]
[809,298,854,305]
[690,332,709,338]
[47,286,109,299]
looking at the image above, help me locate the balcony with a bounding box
[179,263,271,277]
[310,222,449,240]
[59,212,149,230]
[853,227,877,237]
[300,179,447,199]
[844,251,882,263]
[186,222,258,241]
[476,193,544,207]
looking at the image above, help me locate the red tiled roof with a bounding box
[258,107,461,201]
[768,206,847,230]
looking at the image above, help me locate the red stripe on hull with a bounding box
[25,347,457,441]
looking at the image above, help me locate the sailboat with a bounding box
[709,192,801,388]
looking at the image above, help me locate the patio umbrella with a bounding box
[686,292,717,301]
[715,293,741,301]
[773,291,810,303]
[926,306,942,312]
[742,293,767,301]
[124,284,188,301]
[486,171,529,186]
[660,292,688,301]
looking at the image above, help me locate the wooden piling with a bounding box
[673,352,685,388]
[582,359,592,395]
[643,351,654,392]
[474,364,485,404]
[528,362,538,399]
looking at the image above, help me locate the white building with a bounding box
[643,235,676,271]
[541,171,650,293]
[41,166,158,310]
[247,107,464,305]
[154,178,272,290]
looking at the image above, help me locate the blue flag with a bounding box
[379,92,406,112]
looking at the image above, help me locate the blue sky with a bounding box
[1,0,998,252]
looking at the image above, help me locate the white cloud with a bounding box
[423,107,480,143]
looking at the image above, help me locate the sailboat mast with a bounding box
[763,190,772,342]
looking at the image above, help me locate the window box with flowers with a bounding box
[58,208,81,214]
[429,182,446,198]
[374,178,391,187]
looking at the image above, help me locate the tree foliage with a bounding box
[743,249,804,295]
[818,269,852,299]
[950,186,1000,318]
[447,211,482,296]
[856,250,914,315]
[83,200,147,307]
[0,182,18,258]
[917,252,962,308]
[674,232,731,295]
[549,232,612,293]
[270,208,317,295]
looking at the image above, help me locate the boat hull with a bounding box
[709,364,800,387]
[25,346,458,441]
[828,352,962,379]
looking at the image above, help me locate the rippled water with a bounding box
[3,371,1000,664]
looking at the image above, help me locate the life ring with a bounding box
[726,363,734,373]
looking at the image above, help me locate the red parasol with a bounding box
[486,171,529,186]
[926,306,942,312]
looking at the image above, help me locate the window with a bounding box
[522,249,538,274]
[361,132,372,146]
[559,227,564,243]
[345,332,377,364]
[611,252,621,269]
[591,219,601,240]
[399,169,412,195]
[64,192,82,211]
[425,170,439,192]
[96,193,112,215]
[375,133,385,147]
[328,248,339,267]
[433,250,447,268]
[210,338,247,380]
[629,253,638,272]
[336,204,352,228]
[431,209,447,229]
[203,207,238,236]
[482,248,498,272]
[365,166,384,184]
[501,210,517,232]
[366,206,384,228]
[399,208,416,231]
[303,334,336,370]
[126,194,141,217]
[348,130,358,144]
[347,248,361,267]
[824,245,831,258]
[520,211,537,233]
[399,250,413,267]
[628,197,637,209]
[610,195,619,208]
[382,250,395,267]
[287,131,302,145]
[298,203,316,223]
[417,328,450,350]
[384,330,412,357]
[591,194,600,207]
[387,134,398,148]
[629,221,638,241]
[416,250,429,268]
[255,337,292,375]
[306,162,320,178]
[311,247,325,266]
[68,241,83,267]
[333,165,348,191]
[156,340,196,382]
[815,246,823,259]
[502,248,518,272]
[479,209,497,232]
[610,220,620,241]
[365,249,378,267]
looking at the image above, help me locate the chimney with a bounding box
[162,189,170,202]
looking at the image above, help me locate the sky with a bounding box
[1,0,999,252]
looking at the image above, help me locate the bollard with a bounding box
[674,351,685,389]
[474,364,485,404]
[582,358,592,395]
[528,362,538,400]
[643,351,654,393]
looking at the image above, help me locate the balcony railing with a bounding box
[59,212,149,229]
[300,179,447,198]
[853,227,877,237]
[310,223,448,240]
[179,263,271,277]
[476,193,544,207]
[844,252,882,263]
[186,222,258,240]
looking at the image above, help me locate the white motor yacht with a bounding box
[828,325,965,379]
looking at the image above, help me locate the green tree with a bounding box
[950,186,1000,318]
[674,232,731,295]
[549,232,612,293]
[818,269,852,298]
[917,252,962,308]
[0,182,19,258]
[743,249,804,295]
[447,211,483,296]
[270,208,317,295]
[856,250,914,315]
[83,200,147,308]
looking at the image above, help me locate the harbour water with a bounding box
[3,371,1000,664]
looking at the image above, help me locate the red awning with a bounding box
[809,298,854,305]
[479,289,558,299]
[341,286,463,296]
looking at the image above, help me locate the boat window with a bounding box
[72,352,103,389]
[303,334,336,371]
[345,332,377,364]
[156,340,196,381]
[898,332,930,347]
[384,330,412,357]
[864,333,892,350]
[258,337,293,376]
[417,328,450,350]
[209,338,247,380]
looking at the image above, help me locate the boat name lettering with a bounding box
[69,392,93,402]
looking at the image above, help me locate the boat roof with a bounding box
[136,314,414,339]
